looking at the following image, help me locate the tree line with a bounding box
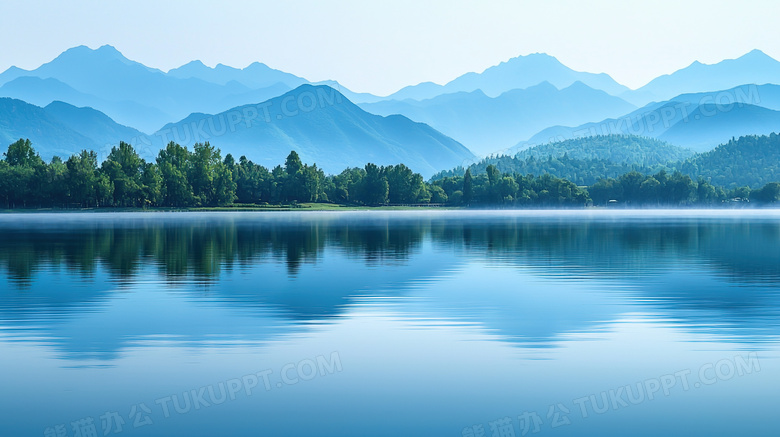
[588,170,780,205]
[433,133,780,191]
[681,133,780,188]
[0,139,444,208]
[1,139,779,209]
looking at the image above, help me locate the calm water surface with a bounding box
[0,211,778,437]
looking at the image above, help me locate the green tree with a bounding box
[4,139,44,168]
[213,163,237,206]
[752,182,780,203]
[285,150,303,176]
[386,164,426,204]
[429,185,448,204]
[43,156,69,207]
[463,168,473,205]
[141,163,163,207]
[66,150,113,207]
[696,178,720,204]
[0,160,10,208]
[102,142,145,207]
[235,156,271,204]
[326,167,364,204]
[2,139,46,207]
[360,163,388,205]
[157,142,195,207]
[639,177,661,204]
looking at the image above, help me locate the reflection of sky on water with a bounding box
[0,211,779,436]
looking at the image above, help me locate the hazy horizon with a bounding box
[1,0,779,95]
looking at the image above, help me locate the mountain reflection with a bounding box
[0,212,779,360]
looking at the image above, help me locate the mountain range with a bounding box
[167,59,308,89]
[0,97,141,160]
[2,45,780,177]
[0,46,300,132]
[623,50,780,106]
[383,53,629,101]
[1,85,474,177]
[360,81,636,155]
[149,85,474,177]
[519,84,780,153]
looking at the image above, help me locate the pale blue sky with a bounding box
[0,0,777,95]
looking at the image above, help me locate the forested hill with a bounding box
[679,133,780,188]
[434,133,780,189]
[433,155,655,187]
[432,135,685,186]
[514,135,693,166]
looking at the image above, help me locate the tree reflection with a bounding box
[1,216,779,286]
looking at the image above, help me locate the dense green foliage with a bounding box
[0,139,592,208]
[434,155,655,186]
[588,170,780,205]
[433,133,780,196]
[432,167,589,206]
[589,171,709,205]
[0,139,332,208]
[680,133,780,188]
[1,137,779,209]
[432,135,684,185]
[514,135,694,166]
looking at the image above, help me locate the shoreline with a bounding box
[0,203,461,213]
[0,204,775,214]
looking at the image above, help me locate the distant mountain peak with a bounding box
[527,81,558,91]
[684,50,776,68]
[96,44,121,54]
[502,52,563,66]
[245,62,279,71]
[624,50,780,106]
[745,48,769,56]
[289,83,341,96]
[1,65,26,75]
[52,44,135,66]
[183,60,207,67]
[563,80,594,92]
[513,52,556,60]
[63,45,90,53]
[153,82,472,177]
[739,49,776,62]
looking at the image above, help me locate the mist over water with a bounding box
[1,211,778,436]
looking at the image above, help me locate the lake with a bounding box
[0,210,778,437]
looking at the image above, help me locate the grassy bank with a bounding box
[0,203,460,213]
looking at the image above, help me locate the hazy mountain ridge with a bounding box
[0,97,99,159]
[0,84,475,177]
[150,85,474,177]
[3,45,780,176]
[520,85,780,153]
[0,76,171,132]
[167,59,308,89]
[624,50,780,106]
[0,97,153,161]
[43,101,146,152]
[384,53,629,101]
[0,46,312,132]
[360,81,636,155]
